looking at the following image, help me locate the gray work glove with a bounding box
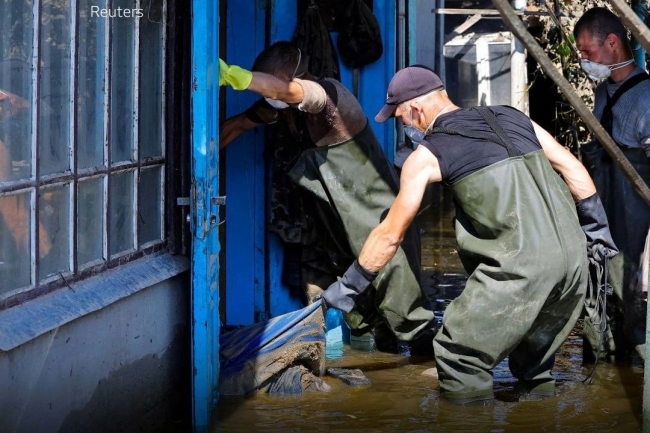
[321,260,378,312]
[576,193,619,263]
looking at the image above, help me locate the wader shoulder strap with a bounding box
[601,72,650,134]
[430,106,524,158]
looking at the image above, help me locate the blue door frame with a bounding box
[224,0,397,326]
[189,0,397,428]
[191,0,221,431]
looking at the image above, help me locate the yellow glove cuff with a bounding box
[219,58,229,87]
[219,58,252,90]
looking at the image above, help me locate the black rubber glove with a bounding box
[576,193,619,262]
[321,260,378,312]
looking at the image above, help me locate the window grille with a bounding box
[0,0,167,299]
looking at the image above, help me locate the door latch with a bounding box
[211,196,226,206]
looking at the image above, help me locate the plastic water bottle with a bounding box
[325,308,349,359]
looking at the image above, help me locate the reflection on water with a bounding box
[212,187,644,433]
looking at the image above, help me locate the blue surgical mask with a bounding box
[404,103,454,144]
[404,125,425,144]
[404,110,427,144]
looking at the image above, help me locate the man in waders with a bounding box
[219,42,436,351]
[574,7,650,363]
[321,65,618,404]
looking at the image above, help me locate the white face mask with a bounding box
[264,48,304,110]
[264,98,290,109]
[580,58,635,81]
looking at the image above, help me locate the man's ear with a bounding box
[411,101,427,124]
[605,33,617,49]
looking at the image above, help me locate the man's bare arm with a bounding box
[220,113,259,149]
[358,145,442,272]
[247,72,305,104]
[533,121,596,201]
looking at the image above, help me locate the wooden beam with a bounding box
[433,8,549,16]
[491,0,650,206]
[446,14,482,42]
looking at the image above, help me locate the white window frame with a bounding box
[443,32,528,114]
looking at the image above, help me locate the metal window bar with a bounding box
[159,0,168,242]
[102,0,111,265]
[70,0,78,277]
[105,0,114,261]
[31,0,41,287]
[133,0,141,253]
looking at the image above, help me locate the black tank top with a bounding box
[421,105,542,184]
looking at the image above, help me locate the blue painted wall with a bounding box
[0,263,190,433]
[267,0,305,319]
[224,0,397,322]
[224,2,268,326]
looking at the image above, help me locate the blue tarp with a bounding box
[219,300,326,395]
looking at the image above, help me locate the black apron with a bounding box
[288,124,434,341]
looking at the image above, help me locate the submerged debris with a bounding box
[326,367,371,387]
[421,367,438,379]
[267,365,331,395]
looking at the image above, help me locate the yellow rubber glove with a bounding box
[219,58,253,90]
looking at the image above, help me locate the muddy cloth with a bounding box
[422,106,588,401]
[326,367,371,387]
[293,77,367,146]
[219,300,325,396]
[266,365,331,395]
[288,124,434,341]
[581,69,650,360]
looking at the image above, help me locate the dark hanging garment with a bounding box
[337,0,383,69]
[292,2,340,80]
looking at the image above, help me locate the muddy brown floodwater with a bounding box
[212,187,645,433]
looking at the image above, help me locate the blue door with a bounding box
[191,0,221,431]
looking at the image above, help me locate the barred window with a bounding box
[0,0,167,299]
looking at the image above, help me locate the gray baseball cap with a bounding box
[375,65,444,123]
